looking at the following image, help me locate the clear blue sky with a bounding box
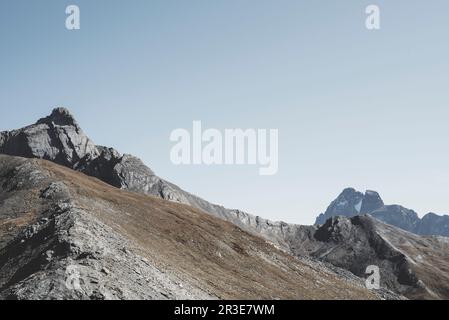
[1,0,448,224]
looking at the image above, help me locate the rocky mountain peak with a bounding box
[340,187,358,196]
[0,108,233,222]
[314,188,364,225]
[0,108,98,166]
[36,107,79,129]
[315,188,385,226]
[418,212,449,236]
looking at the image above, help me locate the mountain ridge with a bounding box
[2,107,449,299]
[0,154,393,299]
[0,107,302,251]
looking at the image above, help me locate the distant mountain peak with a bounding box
[315,187,384,225]
[316,187,449,238]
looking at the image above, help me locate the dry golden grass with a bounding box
[37,159,378,299]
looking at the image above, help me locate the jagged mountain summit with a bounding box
[0,108,98,167]
[0,154,393,300]
[315,188,449,237]
[315,188,384,225]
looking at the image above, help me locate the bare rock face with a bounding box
[0,109,171,202]
[290,215,449,299]
[0,108,98,167]
[360,190,384,213]
[0,204,212,300]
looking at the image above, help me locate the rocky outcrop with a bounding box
[0,108,99,167]
[1,203,210,300]
[290,215,449,299]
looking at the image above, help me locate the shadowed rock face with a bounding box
[290,215,449,300]
[0,155,392,300]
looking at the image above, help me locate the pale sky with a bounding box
[1,0,448,224]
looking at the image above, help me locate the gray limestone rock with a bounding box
[0,108,98,167]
